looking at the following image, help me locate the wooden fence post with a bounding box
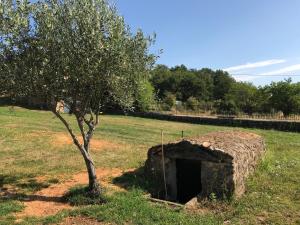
[161,130,168,199]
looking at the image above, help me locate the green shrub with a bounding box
[162,92,176,111]
[216,99,238,115]
[135,81,156,112]
[186,97,200,111]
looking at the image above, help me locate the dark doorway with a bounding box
[176,159,202,204]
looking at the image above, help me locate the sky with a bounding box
[115,0,300,86]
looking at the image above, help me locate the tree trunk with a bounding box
[51,109,102,198]
[82,150,101,196]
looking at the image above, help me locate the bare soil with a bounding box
[25,131,121,151]
[15,167,131,218]
[53,133,121,151]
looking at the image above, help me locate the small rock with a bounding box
[202,142,211,148]
[184,197,198,209]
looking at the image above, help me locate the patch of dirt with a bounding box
[53,133,120,151]
[27,132,44,137]
[3,124,19,128]
[15,167,132,218]
[60,217,112,225]
[24,131,122,151]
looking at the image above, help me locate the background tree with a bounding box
[212,70,235,101]
[150,64,300,116]
[254,86,272,114]
[178,73,206,101]
[225,82,258,114]
[162,92,176,111]
[215,99,238,115]
[1,0,155,197]
[196,68,215,101]
[267,79,300,116]
[150,64,171,99]
[150,65,236,110]
[134,80,155,112]
[186,96,200,111]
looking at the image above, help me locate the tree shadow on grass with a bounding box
[1,192,63,203]
[0,174,51,192]
[112,166,154,193]
[0,174,63,204]
[0,174,20,188]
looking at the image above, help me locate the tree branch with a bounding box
[52,110,81,149]
[75,113,87,148]
[52,109,95,165]
[83,109,95,151]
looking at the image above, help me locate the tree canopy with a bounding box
[0,0,155,196]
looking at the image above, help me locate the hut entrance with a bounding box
[176,159,202,204]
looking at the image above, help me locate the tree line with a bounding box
[145,64,300,117]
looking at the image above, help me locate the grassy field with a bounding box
[0,106,299,225]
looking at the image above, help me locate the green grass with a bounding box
[0,106,299,224]
[0,200,24,225]
[0,200,24,217]
[68,190,220,225]
[63,185,107,206]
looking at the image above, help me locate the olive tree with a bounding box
[0,0,155,196]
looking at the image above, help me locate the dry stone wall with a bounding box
[132,112,300,132]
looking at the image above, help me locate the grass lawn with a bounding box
[0,106,299,225]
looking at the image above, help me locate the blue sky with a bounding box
[115,0,300,85]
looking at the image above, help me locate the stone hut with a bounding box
[145,131,265,204]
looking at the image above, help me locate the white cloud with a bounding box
[233,75,257,82]
[224,59,286,72]
[260,64,300,75]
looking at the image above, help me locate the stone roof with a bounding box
[148,131,265,161]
